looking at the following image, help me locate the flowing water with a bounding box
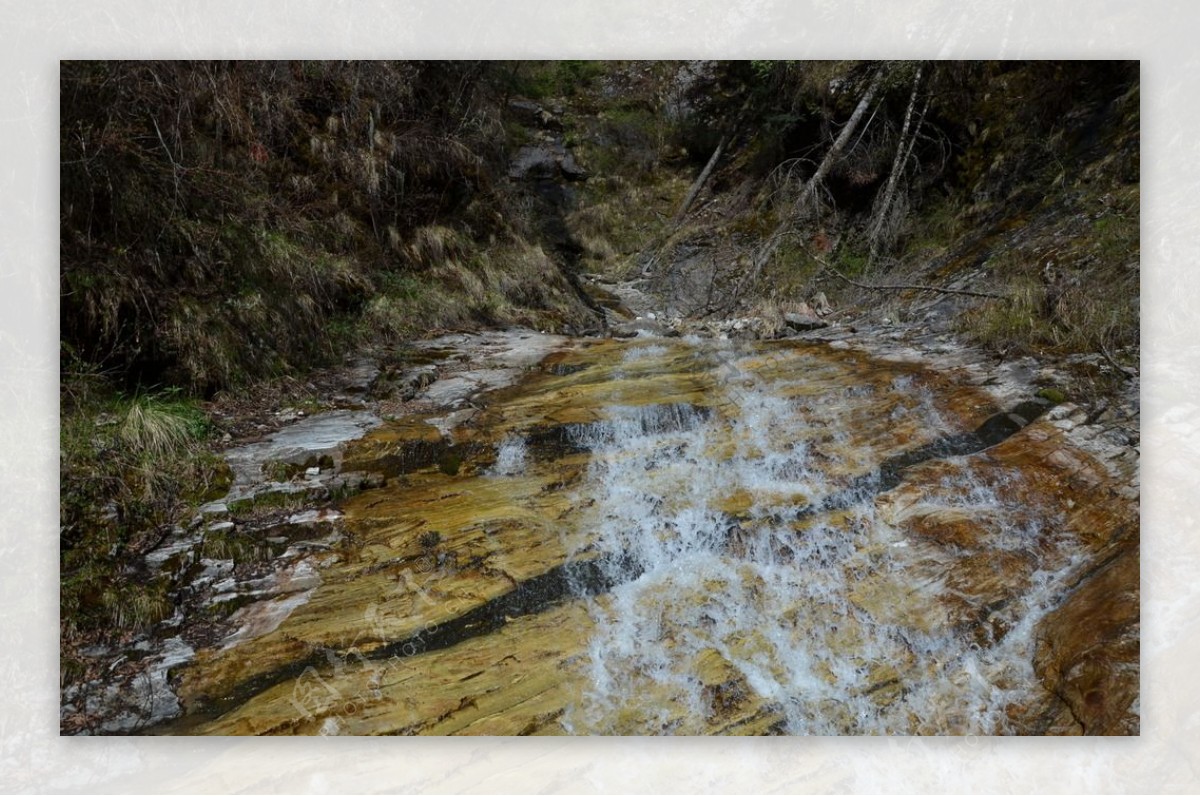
[171,335,1137,736]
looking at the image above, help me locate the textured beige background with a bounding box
[1,1,1190,791]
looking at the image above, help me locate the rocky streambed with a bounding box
[60,314,1137,739]
[61,320,1138,736]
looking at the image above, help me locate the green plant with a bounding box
[510,61,607,99]
[119,395,207,456]
[834,246,869,278]
[201,528,269,563]
[60,383,219,645]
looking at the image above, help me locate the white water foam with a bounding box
[488,435,528,477]
[560,340,1081,735]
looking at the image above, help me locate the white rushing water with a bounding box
[488,435,529,477]
[559,339,1079,735]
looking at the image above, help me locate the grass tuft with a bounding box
[120,398,205,457]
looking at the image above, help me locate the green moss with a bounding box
[188,454,234,502]
[227,489,310,515]
[437,450,463,476]
[1036,387,1067,404]
[262,459,297,482]
[512,61,608,99]
[834,247,869,278]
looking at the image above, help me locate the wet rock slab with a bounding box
[223,410,383,499]
[123,334,1137,736]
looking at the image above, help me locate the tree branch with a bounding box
[738,67,886,300]
[672,135,726,226]
[797,242,1007,299]
[822,265,1007,299]
[868,62,925,257]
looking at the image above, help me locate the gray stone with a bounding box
[91,636,195,734]
[509,145,560,180]
[221,410,382,501]
[783,312,829,331]
[342,358,381,393]
[286,508,343,526]
[145,527,204,571]
[610,318,670,338]
[509,140,587,182]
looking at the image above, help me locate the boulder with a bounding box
[507,98,564,131]
[810,291,832,316]
[509,140,588,182]
[783,311,829,332]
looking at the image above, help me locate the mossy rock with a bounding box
[438,450,464,476]
[1036,387,1068,404]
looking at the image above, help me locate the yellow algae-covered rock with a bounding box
[191,601,594,736]
[179,457,589,711]
[163,335,1136,736]
[1030,548,1139,736]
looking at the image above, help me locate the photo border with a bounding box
[3,1,1192,791]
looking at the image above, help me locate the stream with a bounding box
[140,332,1137,736]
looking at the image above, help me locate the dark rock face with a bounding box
[507,97,565,131]
[509,141,588,182]
[505,109,605,335]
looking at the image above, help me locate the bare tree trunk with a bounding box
[739,68,885,299]
[672,135,726,225]
[785,69,884,226]
[868,63,926,258]
[641,136,730,278]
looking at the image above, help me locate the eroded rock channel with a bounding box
[118,331,1139,736]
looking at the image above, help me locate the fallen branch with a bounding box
[672,135,726,226]
[1097,339,1138,380]
[793,242,1007,299]
[821,264,1007,299]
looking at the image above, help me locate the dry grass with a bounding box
[567,175,689,279]
[61,61,519,391]
[101,585,173,631]
[202,529,270,564]
[407,225,469,269]
[120,399,199,457]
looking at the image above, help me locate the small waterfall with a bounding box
[488,435,528,477]
[157,333,1134,738]
[561,340,1080,735]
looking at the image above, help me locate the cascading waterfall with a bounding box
[152,331,1136,738]
[559,338,1081,735]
